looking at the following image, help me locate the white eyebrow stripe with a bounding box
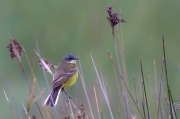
[69,60,77,63]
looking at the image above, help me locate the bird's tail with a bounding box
[43,86,62,107]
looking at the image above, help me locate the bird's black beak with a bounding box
[75,57,79,60]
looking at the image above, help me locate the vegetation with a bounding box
[1,3,180,119]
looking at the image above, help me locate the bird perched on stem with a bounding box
[43,54,78,107]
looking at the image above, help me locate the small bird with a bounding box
[43,54,78,107]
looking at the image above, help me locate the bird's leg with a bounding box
[62,88,71,99]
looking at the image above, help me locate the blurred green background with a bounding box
[1,0,180,118]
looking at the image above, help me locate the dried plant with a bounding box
[39,59,55,71]
[77,104,86,119]
[3,5,179,119]
[7,39,22,59]
[63,116,70,119]
[106,6,126,36]
[32,115,37,119]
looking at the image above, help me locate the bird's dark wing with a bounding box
[51,63,77,89]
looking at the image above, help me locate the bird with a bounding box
[43,54,78,107]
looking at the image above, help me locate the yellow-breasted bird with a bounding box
[43,54,78,107]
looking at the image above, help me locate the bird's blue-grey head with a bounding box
[62,54,78,63]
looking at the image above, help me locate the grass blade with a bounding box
[90,53,114,119]
[162,35,177,119]
[22,102,31,119]
[34,35,58,119]
[94,86,101,119]
[23,49,52,119]
[5,24,44,119]
[6,78,23,119]
[2,88,17,119]
[107,51,144,119]
[68,98,75,119]
[78,57,95,119]
[140,59,150,119]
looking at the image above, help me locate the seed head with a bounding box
[39,59,55,71]
[7,39,22,59]
[106,6,126,36]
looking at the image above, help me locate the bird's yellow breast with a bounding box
[62,71,78,88]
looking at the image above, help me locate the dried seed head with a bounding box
[77,104,86,119]
[7,39,22,59]
[39,59,55,71]
[32,115,37,119]
[106,6,113,14]
[79,104,85,110]
[106,6,126,36]
[63,116,70,119]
